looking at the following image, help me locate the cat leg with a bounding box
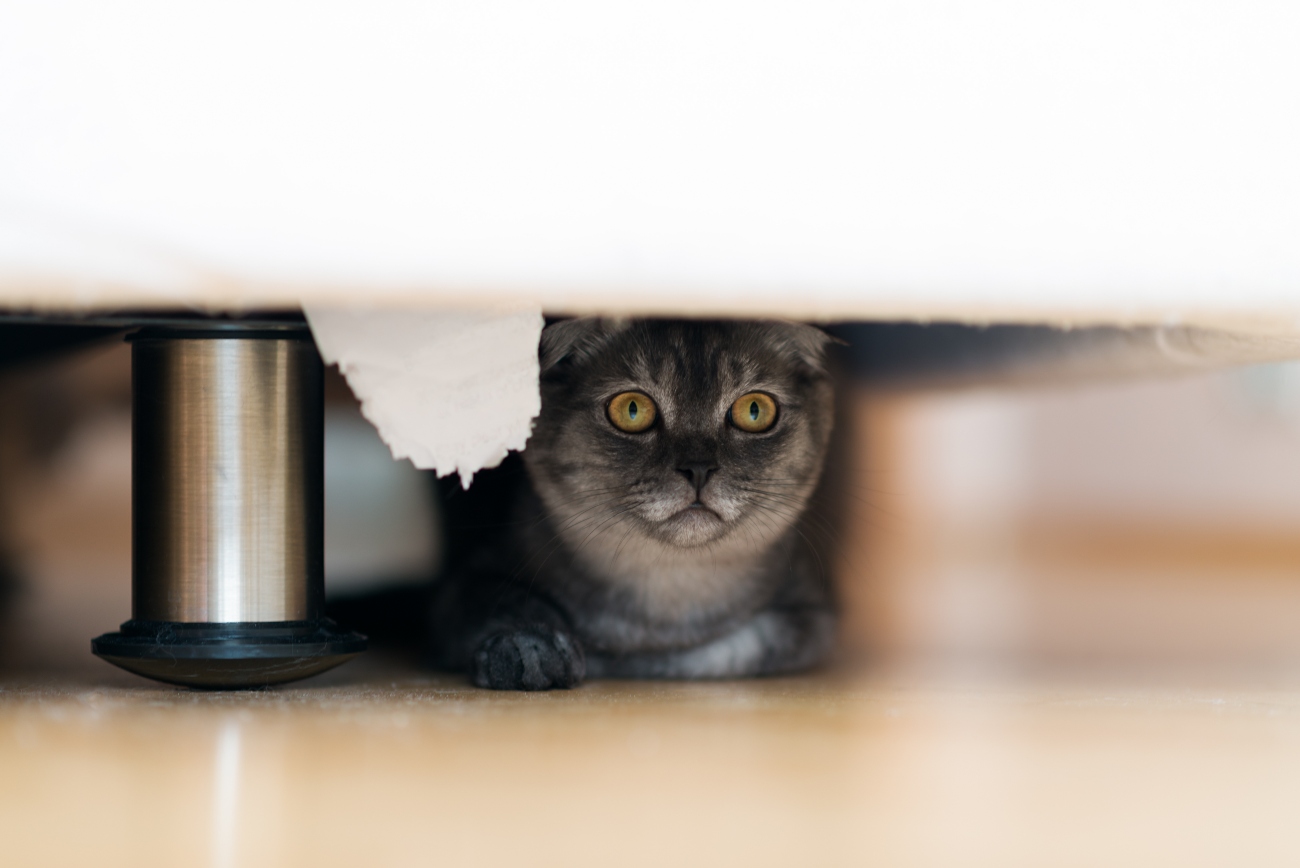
[429,569,587,690]
[473,626,585,690]
[590,607,836,680]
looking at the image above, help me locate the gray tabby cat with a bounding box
[430,318,838,690]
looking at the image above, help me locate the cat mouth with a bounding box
[659,502,726,540]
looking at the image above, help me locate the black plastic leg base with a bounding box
[92,619,367,689]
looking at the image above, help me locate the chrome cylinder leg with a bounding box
[93,325,365,688]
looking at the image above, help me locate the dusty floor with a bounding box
[7,642,1300,867]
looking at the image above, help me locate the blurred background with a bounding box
[840,359,1300,674]
[5,325,1300,680]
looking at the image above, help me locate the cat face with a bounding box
[524,320,835,564]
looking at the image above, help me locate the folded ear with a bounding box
[768,321,844,375]
[539,317,630,372]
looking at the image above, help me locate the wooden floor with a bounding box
[5,652,1300,868]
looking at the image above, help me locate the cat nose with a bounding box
[677,463,718,496]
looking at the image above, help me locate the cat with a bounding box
[429,318,839,690]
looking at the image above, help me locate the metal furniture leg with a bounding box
[93,324,365,687]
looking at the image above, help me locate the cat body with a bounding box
[430,319,838,690]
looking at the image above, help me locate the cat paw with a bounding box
[472,628,586,690]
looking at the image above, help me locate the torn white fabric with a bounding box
[304,307,543,488]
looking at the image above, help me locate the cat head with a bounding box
[524,319,837,563]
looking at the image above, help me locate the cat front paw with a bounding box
[473,627,586,690]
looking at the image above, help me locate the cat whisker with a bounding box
[559,504,646,571]
[741,479,911,529]
[503,495,639,585]
[733,490,841,550]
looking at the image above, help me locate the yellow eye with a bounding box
[731,392,778,432]
[608,391,657,433]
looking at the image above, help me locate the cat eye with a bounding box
[607,391,658,433]
[730,392,778,433]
